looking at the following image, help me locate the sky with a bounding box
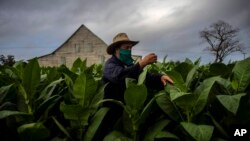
[0,0,250,64]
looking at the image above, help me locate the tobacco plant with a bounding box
[0,57,249,141]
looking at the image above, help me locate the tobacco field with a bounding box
[0,57,250,141]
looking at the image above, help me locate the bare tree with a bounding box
[200,20,245,63]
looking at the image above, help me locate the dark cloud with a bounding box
[0,0,249,62]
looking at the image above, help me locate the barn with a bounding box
[37,24,142,67]
[38,25,110,67]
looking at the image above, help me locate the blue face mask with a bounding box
[119,48,134,65]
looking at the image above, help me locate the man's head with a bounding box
[106,33,139,55]
[114,43,133,58]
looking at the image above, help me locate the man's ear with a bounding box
[114,47,120,58]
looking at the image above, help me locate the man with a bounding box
[103,33,174,103]
[98,33,174,139]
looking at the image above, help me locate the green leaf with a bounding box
[125,78,137,88]
[216,93,246,115]
[73,72,86,105]
[4,68,19,80]
[34,95,62,119]
[143,119,170,141]
[194,57,201,65]
[206,112,229,138]
[17,84,30,113]
[71,58,86,73]
[63,73,74,94]
[185,58,193,65]
[165,71,187,92]
[84,108,109,141]
[90,83,107,107]
[0,84,14,104]
[60,103,94,126]
[0,102,16,111]
[231,79,239,91]
[215,77,231,89]
[181,122,214,141]
[85,64,95,75]
[209,63,230,76]
[84,74,98,105]
[0,110,31,119]
[172,93,196,112]
[186,65,198,88]
[22,58,40,101]
[156,92,180,121]
[73,72,98,107]
[191,77,222,116]
[13,60,25,79]
[169,87,191,101]
[232,57,250,92]
[46,67,60,83]
[52,116,72,139]
[138,68,148,85]
[97,99,125,109]
[174,62,193,80]
[124,84,147,110]
[18,122,50,141]
[162,55,168,64]
[60,103,84,120]
[140,93,164,125]
[58,66,78,82]
[104,131,132,141]
[38,78,64,100]
[155,131,179,140]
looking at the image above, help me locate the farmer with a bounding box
[99,33,174,137]
[103,33,174,103]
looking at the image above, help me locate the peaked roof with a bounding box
[37,24,108,58]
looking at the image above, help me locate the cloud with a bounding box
[0,0,249,63]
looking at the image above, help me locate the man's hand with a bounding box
[139,53,157,68]
[161,75,174,86]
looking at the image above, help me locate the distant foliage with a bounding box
[0,55,15,66]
